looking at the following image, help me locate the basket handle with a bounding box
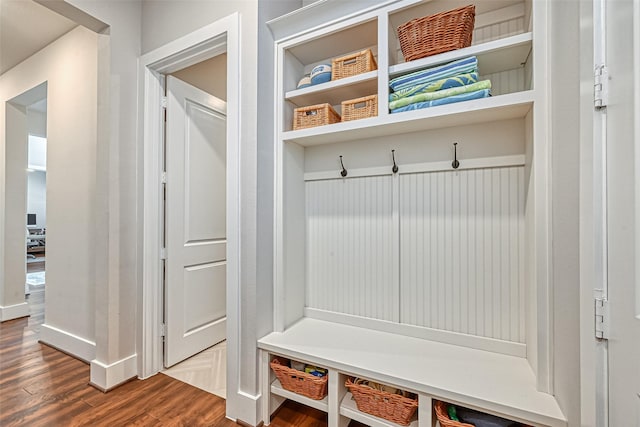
[341,57,357,66]
[305,109,319,116]
[352,101,367,109]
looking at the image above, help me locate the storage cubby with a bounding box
[264,1,564,426]
[282,18,379,131]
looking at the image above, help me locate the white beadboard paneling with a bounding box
[400,166,525,343]
[484,68,527,96]
[306,176,398,321]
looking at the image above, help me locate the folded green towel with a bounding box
[389,72,479,102]
[389,80,492,110]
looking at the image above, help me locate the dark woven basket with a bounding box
[345,378,418,426]
[398,5,475,62]
[270,358,328,400]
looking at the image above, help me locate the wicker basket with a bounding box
[398,5,475,62]
[341,95,378,122]
[270,358,328,400]
[332,49,378,80]
[434,401,475,427]
[345,378,418,426]
[293,103,341,130]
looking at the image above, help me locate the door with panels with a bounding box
[164,76,227,367]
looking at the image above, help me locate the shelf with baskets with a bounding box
[271,379,329,413]
[266,0,560,425]
[340,392,419,427]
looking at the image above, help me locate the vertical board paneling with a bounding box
[473,17,525,44]
[306,176,397,321]
[400,167,525,343]
[483,68,527,96]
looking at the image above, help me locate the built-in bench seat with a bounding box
[258,318,566,427]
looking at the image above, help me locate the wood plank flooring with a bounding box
[0,290,365,427]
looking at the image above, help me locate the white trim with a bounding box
[0,302,29,321]
[634,0,640,321]
[303,155,525,181]
[304,307,526,358]
[532,0,553,393]
[40,323,96,363]
[90,353,138,391]
[139,12,241,397]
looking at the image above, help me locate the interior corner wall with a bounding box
[550,0,581,425]
[170,54,227,101]
[61,0,142,388]
[27,171,47,228]
[0,26,98,356]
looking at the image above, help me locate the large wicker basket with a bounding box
[341,95,378,122]
[270,358,328,400]
[332,49,378,80]
[434,400,475,427]
[398,5,475,62]
[292,103,341,130]
[345,378,418,426]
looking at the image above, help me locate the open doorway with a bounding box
[26,100,47,295]
[161,54,228,399]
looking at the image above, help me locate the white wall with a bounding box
[27,109,47,138]
[0,27,98,356]
[170,54,227,101]
[27,171,46,229]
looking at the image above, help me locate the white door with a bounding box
[605,0,640,423]
[164,76,227,367]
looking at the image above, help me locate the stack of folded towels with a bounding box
[388,56,491,113]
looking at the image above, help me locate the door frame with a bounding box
[139,13,240,379]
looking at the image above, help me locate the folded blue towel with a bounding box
[390,89,491,113]
[389,56,478,92]
[389,72,479,102]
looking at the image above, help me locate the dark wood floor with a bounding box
[0,290,363,427]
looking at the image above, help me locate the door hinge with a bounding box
[594,65,609,109]
[595,297,610,339]
[161,96,167,109]
[160,323,166,337]
[160,247,167,260]
[161,171,167,184]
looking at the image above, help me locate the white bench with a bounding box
[258,318,566,427]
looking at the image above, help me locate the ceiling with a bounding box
[0,0,78,75]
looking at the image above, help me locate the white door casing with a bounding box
[601,0,640,424]
[164,76,227,367]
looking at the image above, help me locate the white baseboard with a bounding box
[40,323,96,362]
[0,301,30,321]
[90,353,138,391]
[228,389,260,426]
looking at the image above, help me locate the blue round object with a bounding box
[310,64,332,85]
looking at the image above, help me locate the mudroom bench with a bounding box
[259,318,566,427]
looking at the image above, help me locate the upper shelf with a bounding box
[282,91,534,147]
[389,32,532,78]
[286,70,378,107]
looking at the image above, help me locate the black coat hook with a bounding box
[452,142,460,169]
[391,150,399,174]
[339,155,348,177]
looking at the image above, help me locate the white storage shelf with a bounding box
[271,378,329,413]
[259,318,567,427]
[283,90,533,146]
[388,32,532,78]
[286,70,378,107]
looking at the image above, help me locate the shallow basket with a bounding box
[345,378,418,426]
[332,49,378,80]
[398,5,475,62]
[341,95,378,122]
[270,358,328,400]
[293,103,341,130]
[434,401,475,427]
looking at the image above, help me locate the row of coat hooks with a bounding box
[338,142,461,178]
